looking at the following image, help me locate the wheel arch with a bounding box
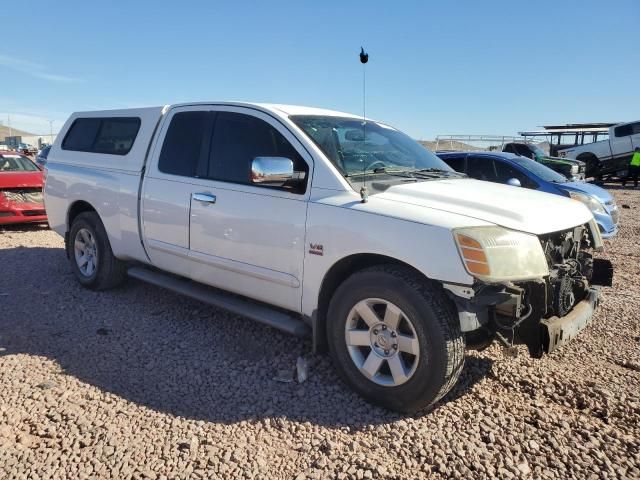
[312,253,431,353]
[65,200,99,258]
[576,152,601,178]
[67,200,97,231]
[576,152,597,161]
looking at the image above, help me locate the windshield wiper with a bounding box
[346,168,415,179]
[411,168,466,177]
[345,167,465,180]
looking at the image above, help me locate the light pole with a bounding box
[49,120,54,144]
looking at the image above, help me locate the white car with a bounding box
[557,120,640,178]
[44,103,612,412]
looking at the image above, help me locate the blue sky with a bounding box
[1,0,638,139]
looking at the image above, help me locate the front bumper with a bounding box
[541,287,599,354]
[595,205,619,239]
[600,224,618,239]
[0,202,47,225]
[451,272,609,357]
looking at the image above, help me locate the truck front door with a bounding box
[141,106,213,278]
[187,107,311,312]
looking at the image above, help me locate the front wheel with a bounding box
[327,265,465,413]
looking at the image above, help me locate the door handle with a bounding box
[192,193,216,204]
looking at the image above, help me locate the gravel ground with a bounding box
[1,185,639,480]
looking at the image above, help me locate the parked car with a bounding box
[45,103,611,412]
[0,151,47,225]
[36,145,51,168]
[14,142,36,156]
[556,120,640,179]
[437,151,619,238]
[502,142,585,182]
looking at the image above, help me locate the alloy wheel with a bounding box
[74,228,98,277]
[344,298,420,387]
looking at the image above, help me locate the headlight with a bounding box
[453,226,548,282]
[570,165,579,174]
[568,191,606,215]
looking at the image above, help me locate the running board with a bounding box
[127,266,310,338]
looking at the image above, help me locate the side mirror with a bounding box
[251,157,296,187]
[506,178,522,187]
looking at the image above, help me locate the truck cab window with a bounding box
[614,124,633,137]
[158,111,209,177]
[209,112,308,191]
[518,145,534,159]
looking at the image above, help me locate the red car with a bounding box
[0,151,47,225]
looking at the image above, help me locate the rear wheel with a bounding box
[327,265,465,413]
[579,154,601,181]
[67,212,126,290]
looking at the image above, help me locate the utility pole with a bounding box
[8,114,12,138]
[49,120,53,144]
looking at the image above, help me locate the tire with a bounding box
[579,154,601,180]
[67,211,126,290]
[326,265,465,413]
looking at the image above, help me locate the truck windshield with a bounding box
[511,156,568,183]
[529,144,547,157]
[0,155,39,172]
[291,115,454,177]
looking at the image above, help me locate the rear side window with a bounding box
[209,112,307,189]
[62,117,141,155]
[466,156,497,182]
[614,124,633,137]
[441,155,466,172]
[158,111,210,177]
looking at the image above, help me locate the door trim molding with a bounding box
[146,239,300,288]
[189,249,300,288]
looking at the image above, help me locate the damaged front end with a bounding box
[446,221,613,357]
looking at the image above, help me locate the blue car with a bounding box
[437,151,619,238]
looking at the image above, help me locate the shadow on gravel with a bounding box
[0,245,493,426]
[0,223,49,233]
[599,182,640,191]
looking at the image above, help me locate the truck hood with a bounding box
[376,178,594,235]
[539,155,585,167]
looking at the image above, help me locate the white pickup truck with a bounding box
[557,120,640,178]
[44,102,612,412]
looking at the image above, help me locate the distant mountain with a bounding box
[419,140,479,151]
[0,125,36,139]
